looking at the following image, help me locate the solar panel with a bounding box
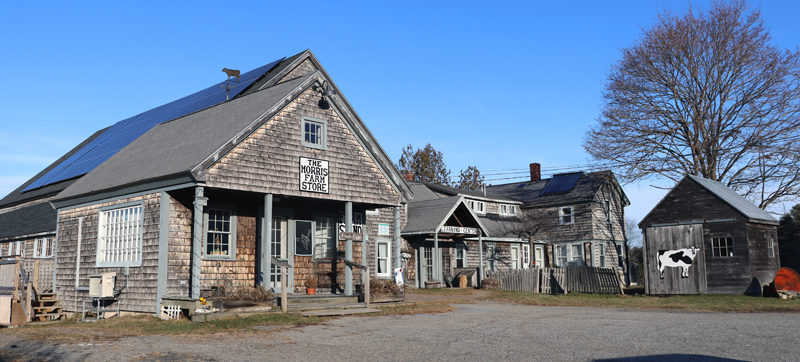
[23,58,285,192]
[539,172,582,196]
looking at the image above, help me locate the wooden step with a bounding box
[286,302,367,312]
[279,295,359,306]
[33,306,61,311]
[301,307,380,317]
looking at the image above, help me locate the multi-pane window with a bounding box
[34,237,53,258]
[522,244,530,268]
[455,245,466,268]
[571,244,583,263]
[314,217,335,259]
[424,247,434,281]
[376,239,391,276]
[559,206,574,224]
[302,117,327,149]
[599,244,606,267]
[97,205,143,267]
[469,200,486,215]
[6,241,23,256]
[500,204,517,216]
[556,245,567,267]
[712,237,734,257]
[206,209,233,258]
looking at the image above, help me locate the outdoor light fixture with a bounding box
[313,80,333,109]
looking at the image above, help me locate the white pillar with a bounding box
[345,202,353,295]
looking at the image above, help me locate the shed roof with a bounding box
[686,175,777,223]
[0,202,56,241]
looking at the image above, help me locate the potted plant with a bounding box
[305,276,318,295]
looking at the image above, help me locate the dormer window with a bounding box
[468,200,486,215]
[500,204,517,216]
[302,116,327,150]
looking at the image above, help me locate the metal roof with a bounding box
[23,58,284,192]
[687,175,777,223]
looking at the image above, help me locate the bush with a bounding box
[304,276,318,289]
[214,285,274,303]
[369,278,403,297]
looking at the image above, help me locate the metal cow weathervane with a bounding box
[657,246,699,278]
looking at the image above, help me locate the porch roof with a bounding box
[402,195,489,237]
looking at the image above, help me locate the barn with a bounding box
[639,175,779,295]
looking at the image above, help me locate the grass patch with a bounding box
[2,312,326,342]
[372,302,455,316]
[484,290,800,312]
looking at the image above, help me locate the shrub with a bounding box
[481,278,500,289]
[369,278,403,297]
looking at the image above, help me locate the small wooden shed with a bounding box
[639,175,779,295]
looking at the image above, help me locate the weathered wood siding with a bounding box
[591,183,626,242]
[532,204,594,242]
[55,193,160,313]
[278,58,316,84]
[201,211,258,289]
[204,86,401,207]
[644,224,708,294]
[746,223,780,292]
[640,178,745,227]
[0,239,55,289]
[167,194,191,297]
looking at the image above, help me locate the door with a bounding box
[534,245,544,268]
[269,217,292,291]
[419,247,434,283]
[511,245,520,269]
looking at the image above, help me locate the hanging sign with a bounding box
[440,226,479,235]
[338,231,364,242]
[299,157,329,193]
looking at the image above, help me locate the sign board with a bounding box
[337,223,363,234]
[299,157,329,193]
[440,226,479,235]
[378,223,390,236]
[338,231,364,242]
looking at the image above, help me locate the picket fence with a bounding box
[485,265,622,294]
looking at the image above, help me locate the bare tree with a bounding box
[584,1,800,208]
[503,208,556,242]
[456,166,485,190]
[626,217,642,248]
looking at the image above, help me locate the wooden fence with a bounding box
[485,266,622,294]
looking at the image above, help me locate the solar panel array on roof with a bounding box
[23,58,285,192]
[539,172,582,196]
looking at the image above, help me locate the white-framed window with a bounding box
[598,243,606,267]
[455,244,466,268]
[522,244,530,269]
[570,244,583,263]
[500,204,517,216]
[34,237,53,258]
[423,247,434,281]
[376,239,391,277]
[555,245,567,267]
[470,200,486,215]
[6,241,23,257]
[768,236,776,258]
[314,217,336,259]
[204,209,236,260]
[559,206,574,225]
[511,245,520,269]
[301,116,327,149]
[485,243,497,271]
[712,237,734,257]
[96,204,143,267]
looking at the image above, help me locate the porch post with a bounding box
[434,231,440,282]
[260,193,273,287]
[191,186,208,300]
[345,201,353,296]
[393,206,401,273]
[156,191,170,314]
[478,233,484,282]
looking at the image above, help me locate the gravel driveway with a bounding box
[2,302,798,361]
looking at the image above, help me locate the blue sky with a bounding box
[1,1,798,225]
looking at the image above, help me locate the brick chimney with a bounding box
[529,163,541,182]
[403,171,414,182]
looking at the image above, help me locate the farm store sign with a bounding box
[299,157,329,193]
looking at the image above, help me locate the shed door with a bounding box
[644,224,708,294]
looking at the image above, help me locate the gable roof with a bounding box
[687,175,776,223]
[402,195,488,236]
[54,73,314,203]
[0,202,56,241]
[488,171,629,208]
[52,50,413,207]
